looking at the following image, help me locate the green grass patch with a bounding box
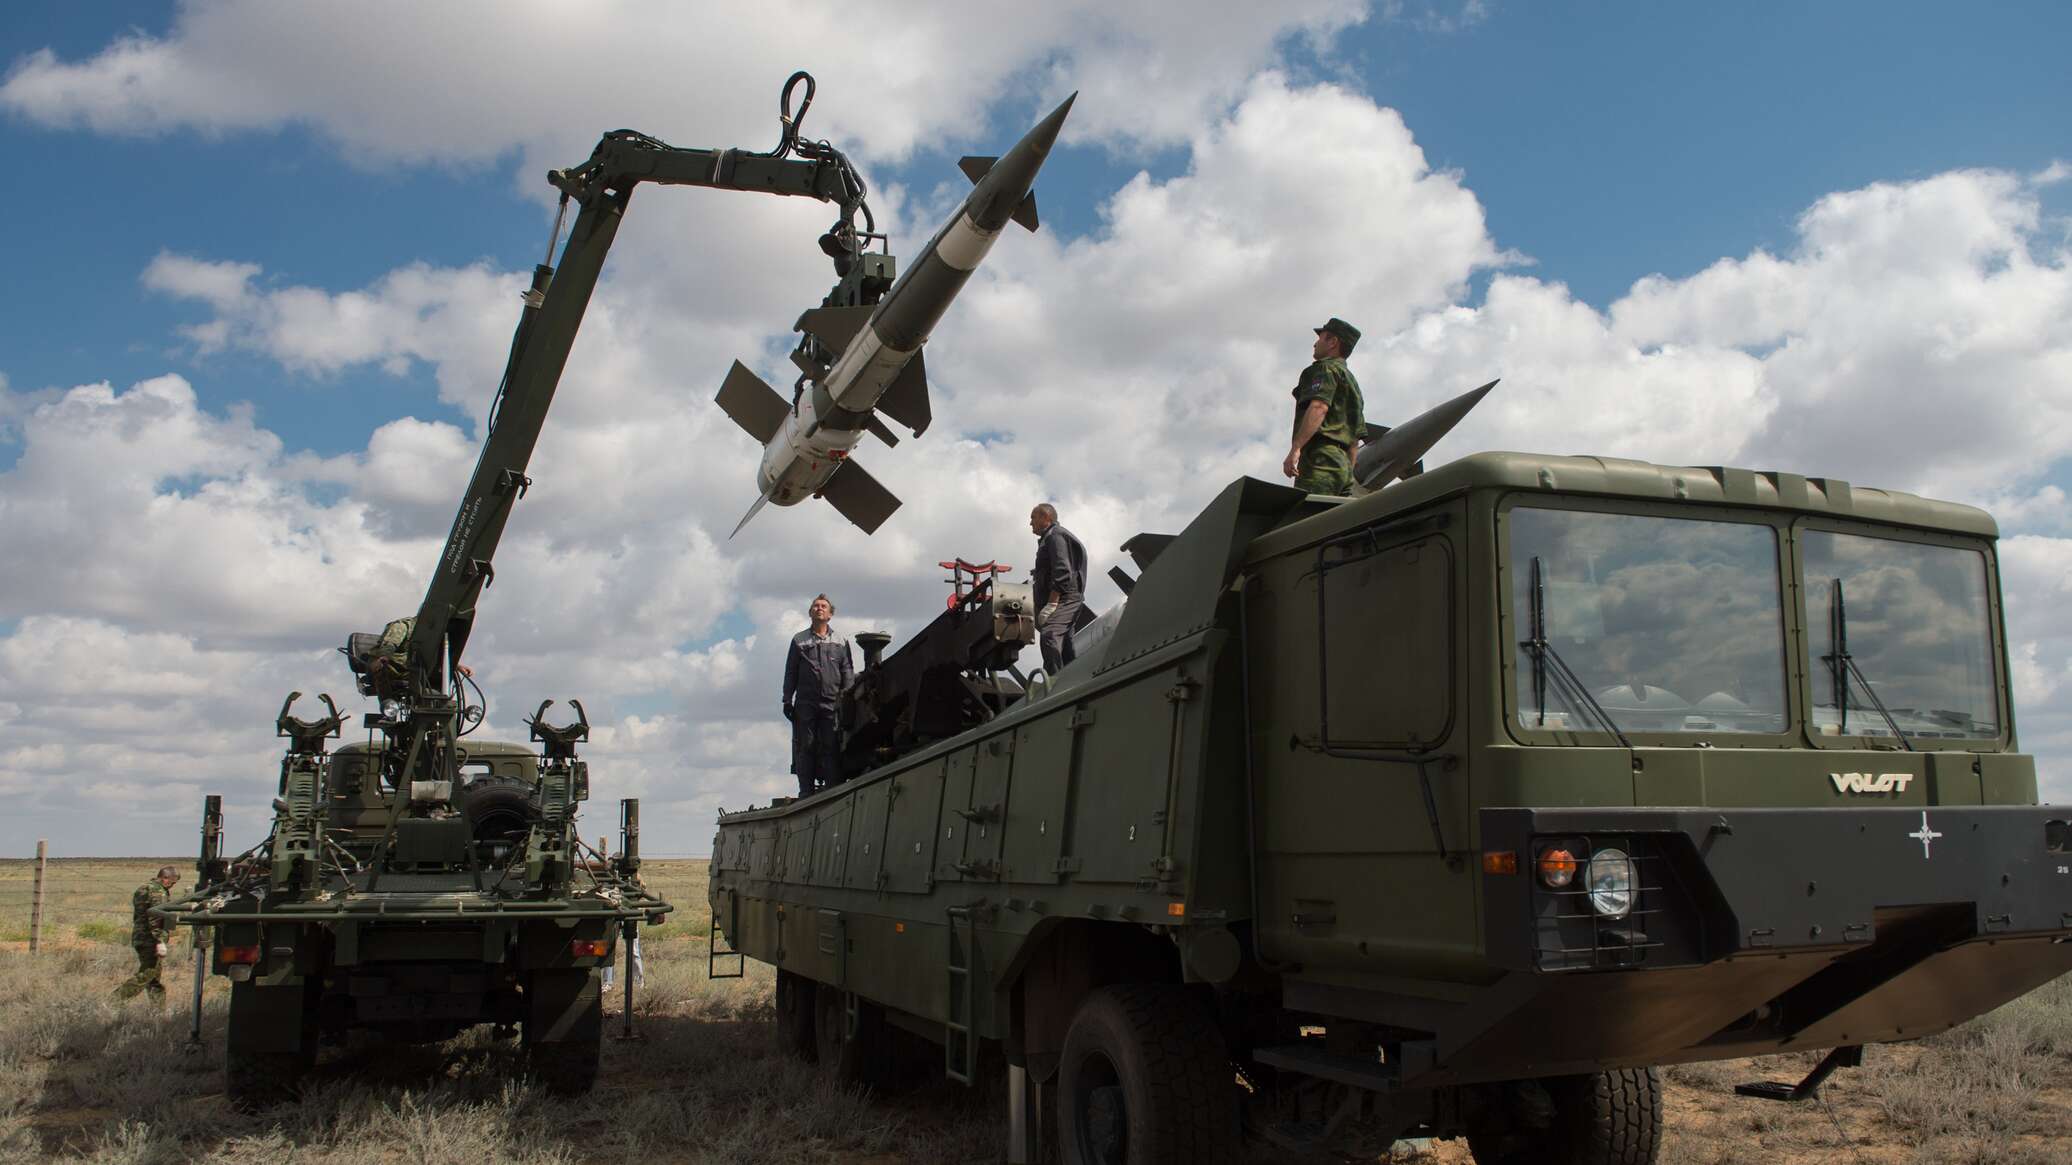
[75,919,129,944]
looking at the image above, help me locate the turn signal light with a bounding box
[1536,845,1580,889]
[1482,851,1518,875]
[219,944,261,965]
[570,939,610,958]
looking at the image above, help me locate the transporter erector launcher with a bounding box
[717,94,1076,536]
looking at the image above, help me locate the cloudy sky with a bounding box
[2,2,2067,856]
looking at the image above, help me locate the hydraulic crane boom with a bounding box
[405,74,871,698]
[365,73,876,796]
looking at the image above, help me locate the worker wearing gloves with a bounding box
[115,865,179,1001]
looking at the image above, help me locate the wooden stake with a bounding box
[29,840,47,955]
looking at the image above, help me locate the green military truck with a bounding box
[161,693,666,1107]
[710,453,2072,1163]
[151,73,934,1108]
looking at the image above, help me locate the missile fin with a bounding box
[957,156,997,185]
[1121,531,1177,572]
[729,491,774,539]
[818,458,901,535]
[863,412,900,448]
[795,304,876,353]
[1011,191,1038,232]
[875,348,931,437]
[714,360,789,444]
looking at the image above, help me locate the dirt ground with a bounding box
[3,858,2068,1163]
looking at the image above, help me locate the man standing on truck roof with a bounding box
[113,865,178,1001]
[1029,504,1089,676]
[783,594,854,797]
[1282,317,1368,496]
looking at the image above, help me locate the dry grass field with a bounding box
[2,858,2067,1163]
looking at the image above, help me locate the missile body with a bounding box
[1353,378,1500,489]
[717,94,1076,535]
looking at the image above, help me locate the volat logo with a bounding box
[1831,772,1914,794]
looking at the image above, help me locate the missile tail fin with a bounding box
[957,156,996,185]
[818,459,901,534]
[1011,190,1039,232]
[714,360,789,443]
[863,413,900,448]
[729,491,774,539]
[876,348,931,436]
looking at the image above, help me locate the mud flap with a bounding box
[526,969,601,1044]
[228,979,315,1054]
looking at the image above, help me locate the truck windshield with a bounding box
[1802,531,1999,740]
[1510,506,1788,735]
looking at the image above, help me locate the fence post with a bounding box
[29,839,47,954]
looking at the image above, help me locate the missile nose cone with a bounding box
[1032,91,1077,147]
[968,92,1076,231]
[1354,378,1501,489]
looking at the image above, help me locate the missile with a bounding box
[717,93,1077,536]
[1353,378,1500,489]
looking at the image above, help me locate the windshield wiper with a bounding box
[1524,556,1633,749]
[1822,577,1915,752]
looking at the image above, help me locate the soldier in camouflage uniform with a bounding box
[1282,317,1368,496]
[114,865,179,1000]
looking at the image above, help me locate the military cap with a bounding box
[1314,317,1362,354]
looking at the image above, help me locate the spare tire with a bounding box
[457,777,535,847]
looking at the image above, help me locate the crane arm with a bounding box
[402,99,872,697]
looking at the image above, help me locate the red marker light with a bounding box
[1536,846,1579,889]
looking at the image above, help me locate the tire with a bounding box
[226,1045,316,1111]
[523,970,602,1095]
[527,1028,601,1095]
[813,981,893,1087]
[457,777,535,847]
[775,969,817,1060]
[225,980,318,1111]
[1467,1068,1663,1165]
[1056,984,1241,1165]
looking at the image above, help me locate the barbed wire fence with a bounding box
[0,844,176,951]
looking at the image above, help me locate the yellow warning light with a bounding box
[1166,902,1186,917]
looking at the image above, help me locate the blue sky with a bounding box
[7,3,2066,461]
[0,2,2068,853]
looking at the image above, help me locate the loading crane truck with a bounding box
[710,457,2072,1164]
[155,73,895,1107]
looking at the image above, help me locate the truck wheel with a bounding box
[775,969,817,1060]
[813,981,891,1086]
[1056,984,1241,1165]
[523,969,602,1095]
[457,777,535,846]
[1467,1068,1663,1165]
[224,980,318,1111]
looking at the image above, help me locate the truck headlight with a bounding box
[1587,848,1635,918]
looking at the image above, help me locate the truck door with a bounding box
[1249,506,1474,969]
